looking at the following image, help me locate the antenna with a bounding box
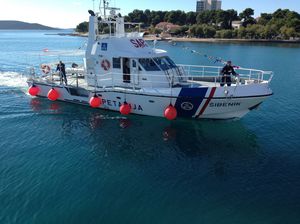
[100,0,120,19]
[104,0,107,19]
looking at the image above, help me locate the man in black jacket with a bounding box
[56,61,67,85]
[220,61,237,87]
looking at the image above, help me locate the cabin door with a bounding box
[131,59,139,85]
[122,58,130,83]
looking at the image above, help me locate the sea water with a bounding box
[0,30,300,223]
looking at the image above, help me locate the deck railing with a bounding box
[178,64,273,84]
[26,64,273,90]
[86,65,273,89]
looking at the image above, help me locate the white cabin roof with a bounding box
[89,37,167,58]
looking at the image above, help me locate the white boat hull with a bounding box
[28,81,272,120]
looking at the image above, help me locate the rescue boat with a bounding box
[26,1,273,120]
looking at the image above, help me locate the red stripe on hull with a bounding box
[196,87,216,118]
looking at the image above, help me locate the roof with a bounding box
[88,37,167,58]
[155,22,181,31]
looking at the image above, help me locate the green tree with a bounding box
[172,26,189,36]
[189,25,197,37]
[261,25,278,39]
[151,15,161,26]
[216,10,233,29]
[245,24,264,39]
[280,26,297,39]
[144,9,151,26]
[189,24,209,37]
[216,29,236,38]
[227,9,238,29]
[128,10,147,25]
[237,27,247,38]
[203,25,216,38]
[287,18,300,32]
[273,9,289,19]
[257,13,272,25]
[186,12,197,25]
[76,21,88,33]
[196,25,204,37]
[165,10,186,25]
[197,10,213,24]
[239,8,256,27]
[154,28,161,34]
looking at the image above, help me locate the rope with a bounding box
[166,41,242,68]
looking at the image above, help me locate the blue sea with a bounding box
[1,30,300,224]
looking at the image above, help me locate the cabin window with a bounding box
[153,57,177,71]
[132,60,136,67]
[165,56,177,68]
[113,58,121,68]
[138,58,160,71]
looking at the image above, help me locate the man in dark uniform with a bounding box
[220,61,237,87]
[56,61,67,85]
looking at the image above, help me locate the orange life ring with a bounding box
[41,64,51,74]
[101,59,111,71]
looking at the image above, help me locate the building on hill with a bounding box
[232,21,242,29]
[196,0,222,12]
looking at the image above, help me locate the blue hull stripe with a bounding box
[174,88,208,117]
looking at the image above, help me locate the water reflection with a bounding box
[30,98,42,111]
[30,98,259,152]
[119,118,131,129]
[29,98,261,178]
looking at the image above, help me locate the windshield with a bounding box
[153,56,177,71]
[138,58,160,71]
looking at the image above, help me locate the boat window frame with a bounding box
[112,57,121,69]
[138,58,161,72]
[153,56,177,71]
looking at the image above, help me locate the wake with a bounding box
[0,71,28,89]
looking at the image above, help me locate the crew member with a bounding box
[56,61,67,85]
[220,61,237,87]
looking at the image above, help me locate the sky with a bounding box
[0,0,300,29]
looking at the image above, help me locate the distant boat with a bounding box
[25,0,273,120]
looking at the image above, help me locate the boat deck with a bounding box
[26,63,273,94]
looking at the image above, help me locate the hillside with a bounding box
[0,20,58,30]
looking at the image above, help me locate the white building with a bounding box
[232,20,242,29]
[196,0,222,12]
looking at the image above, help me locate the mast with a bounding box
[103,0,106,19]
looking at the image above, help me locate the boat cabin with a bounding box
[84,10,183,89]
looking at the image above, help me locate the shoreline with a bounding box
[64,32,300,44]
[144,36,300,44]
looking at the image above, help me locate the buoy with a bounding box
[89,95,102,108]
[47,88,59,101]
[28,85,40,96]
[164,104,177,120]
[120,102,131,115]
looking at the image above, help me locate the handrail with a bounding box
[27,64,273,89]
[177,64,273,83]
